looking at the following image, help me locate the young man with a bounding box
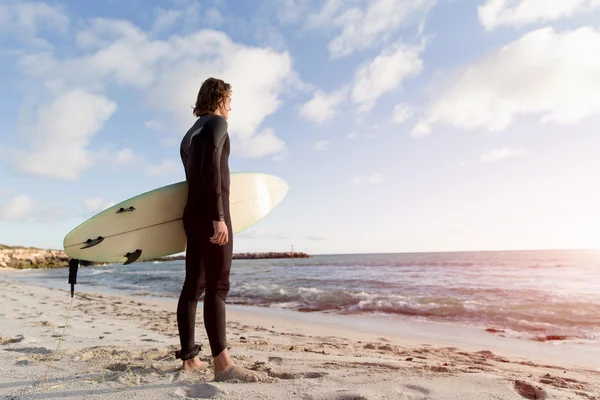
[177,77,262,382]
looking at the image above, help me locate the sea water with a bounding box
[7,249,600,343]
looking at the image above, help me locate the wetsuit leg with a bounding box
[202,222,233,357]
[176,233,205,360]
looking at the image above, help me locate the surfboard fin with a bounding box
[116,206,136,213]
[81,236,104,249]
[123,249,142,265]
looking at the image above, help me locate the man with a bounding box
[177,77,262,382]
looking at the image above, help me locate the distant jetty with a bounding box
[149,252,310,262]
[0,244,310,269]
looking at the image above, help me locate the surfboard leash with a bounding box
[40,258,79,388]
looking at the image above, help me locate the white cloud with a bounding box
[151,7,182,34]
[14,20,302,180]
[113,148,138,165]
[353,172,384,187]
[81,197,115,215]
[300,40,424,123]
[393,103,415,124]
[142,32,297,158]
[314,140,329,151]
[144,160,180,176]
[298,87,348,124]
[0,195,34,221]
[235,128,287,158]
[411,120,431,137]
[97,147,181,177]
[82,197,105,213]
[35,206,69,223]
[480,147,529,163]
[0,1,69,47]
[416,27,600,134]
[75,18,145,51]
[352,41,424,113]
[145,120,163,131]
[306,0,435,58]
[205,7,225,26]
[368,172,384,184]
[13,89,117,181]
[478,0,600,31]
[347,132,358,139]
[275,0,312,24]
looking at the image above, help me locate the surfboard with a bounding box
[63,173,289,264]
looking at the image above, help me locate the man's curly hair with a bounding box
[192,77,232,117]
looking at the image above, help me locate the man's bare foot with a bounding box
[212,347,264,382]
[182,357,208,371]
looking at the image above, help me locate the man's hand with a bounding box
[210,220,228,246]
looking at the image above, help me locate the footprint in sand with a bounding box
[514,380,547,399]
[332,394,368,400]
[174,383,223,399]
[267,356,283,365]
[1,335,24,345]
[5,346,52,355]
[395,384,430,400]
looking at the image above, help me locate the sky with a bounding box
[1,0,599,255]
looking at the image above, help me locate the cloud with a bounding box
[81,197,106,213]
[313,140,329,151]
[80,197,116,216]
[479,147,529,163]
[478,0,600,31]
[35,206,69,223]
[145,120,163,131]
[306,0,435,58]
[393,103,415,124]
[300,40,424,123]
[347,132,358,139]
[141,32,297,158]
[353,172,384,187]
[13,18,302,181]
[151,7,182,35]
[144,160,180,176]
[351,41,424,113]
[0,1,69,47]
[13,89,117,181]
[368,172,384,184]
[274,0,312,25]
[414,27,600,134]
[0,195,34,221]
[112,148,138,165]
[298,87,348,124]
[98,147,182,177]
[410,121,431,137]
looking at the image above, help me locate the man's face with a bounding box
[221,95,232,119]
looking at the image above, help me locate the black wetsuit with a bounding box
[176,114,232,360]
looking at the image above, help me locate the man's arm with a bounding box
[200,116,228,221]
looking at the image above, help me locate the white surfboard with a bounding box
[63,173,289,264]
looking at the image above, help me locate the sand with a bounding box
[1,279,599,399]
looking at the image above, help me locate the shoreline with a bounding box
[0,246,311,269]
[3,266,599,354]
[1,279,599,399]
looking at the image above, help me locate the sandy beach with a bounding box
[1,276,599,399]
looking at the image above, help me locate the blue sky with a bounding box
[1,0,600,254]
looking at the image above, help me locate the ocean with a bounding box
[6,249,600,344]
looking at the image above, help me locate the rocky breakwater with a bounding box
[0,247,70,269]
